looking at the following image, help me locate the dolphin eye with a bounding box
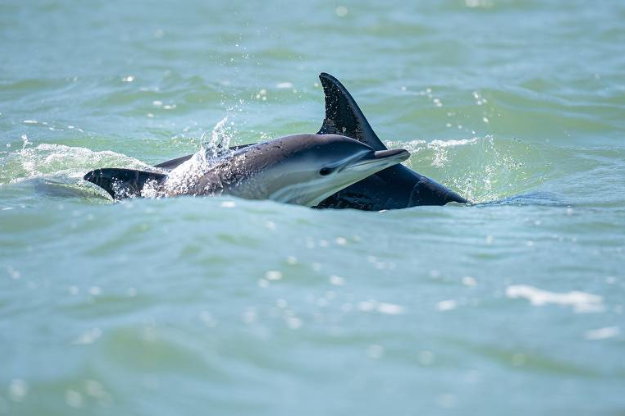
[319,167,333,176]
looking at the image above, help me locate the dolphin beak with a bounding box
[371,149,410,163]
[344,148,410,172]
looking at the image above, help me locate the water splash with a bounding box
[0,143,153,185]
[0,143,158,200]
[427,138,480,167]
[389,136,550,203]
[201,116,235,161]
[159,117,239,197]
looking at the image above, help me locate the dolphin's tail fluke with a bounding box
[83,168,167,200]
[317,73,387,151]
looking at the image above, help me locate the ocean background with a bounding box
[1,0,624,414]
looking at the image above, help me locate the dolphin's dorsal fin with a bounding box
[84,168,167,200]
[154,154,194,170]
[317,73,387,151]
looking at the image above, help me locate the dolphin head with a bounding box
[258,134,410,207]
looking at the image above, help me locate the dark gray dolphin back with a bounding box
[315,73,467,210]
[154,154,193,170]
[154,144,254,171]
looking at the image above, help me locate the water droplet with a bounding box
[335,6,348,17]
[418,350,434,365]
[286,316,302,329]
[584,326,619,340]
[437,299,457,311]
[367,344,384,359]
[265,270,283,281]
[8,379,28,402]
[462,276,477,286]
[329,275,345,286]
[65,389,83,408]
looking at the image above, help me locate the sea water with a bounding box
[1,0,624,414]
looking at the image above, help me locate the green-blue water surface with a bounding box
[1,0,624,414]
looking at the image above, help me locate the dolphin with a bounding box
[315,73,467,209]
[83,134,410,207]
[155,73,467,210]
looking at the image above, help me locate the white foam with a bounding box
[387,137,481,168]
[377,302,404,315]
[72,327,102,345]
[329,275,345,286]
[4,143,153,186]
[163,117,237,196]
[427,138,479,149]
[358,300,405,315]
[506,285,604,313]
[265,270,283,281]
[9,379,28,402]
[437,299,457,311]
[162,152,210,195]
[584,327,619,340]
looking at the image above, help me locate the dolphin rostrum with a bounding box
[84,134,410,207]
[154,73,467,210]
